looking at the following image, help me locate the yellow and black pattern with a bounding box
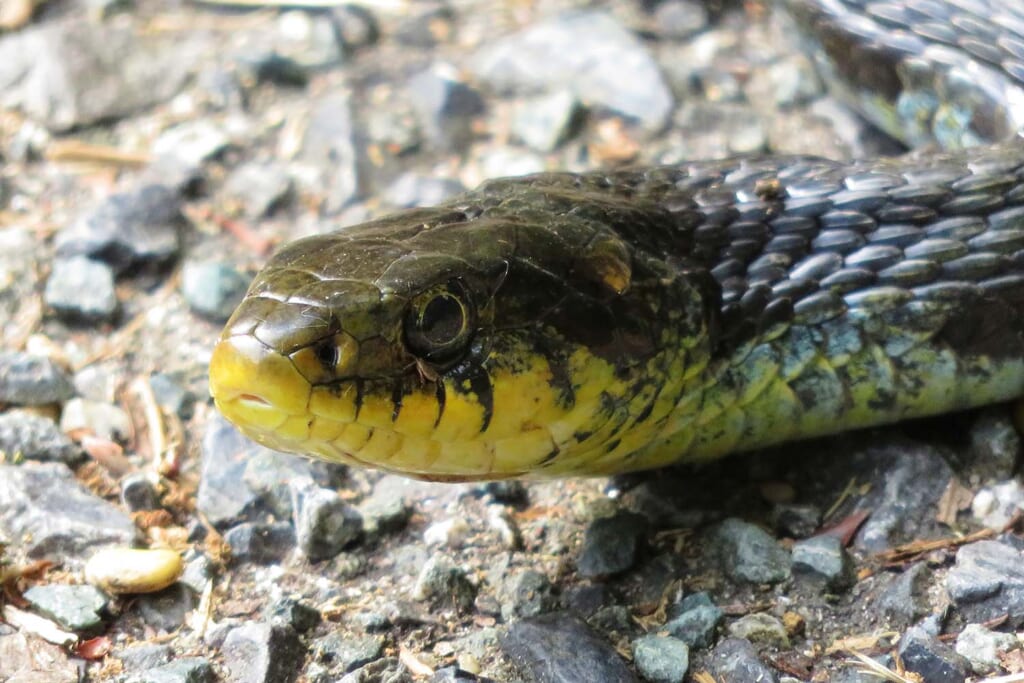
[210,0,1024,480]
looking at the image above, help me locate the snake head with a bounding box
[210,185,717,480]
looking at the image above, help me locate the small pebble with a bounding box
[577,510,648,578]
[413,554,477,611]
[955,623,1020,676]
[665,592,723,648]
[632,634,690,683]
[791,535,856,590]
[727,613,790,648]
[424,517,471,548]
[0,351,75,405]
[181,260,250,323]
[23,584,109,634]
[85,548,183,595]
[710,517,791,584]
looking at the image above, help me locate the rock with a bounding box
[181,260,251,323]
[423,517,471,548]
[56,184,184,274]
[152,120,231,171]
[0,463,137,564]
[300,94,366,212]
[330,4,379,51]
[771,503,821,539]
[59,398,131,441]
[222,162,294,218]
[500,613,637,683]
[577,511,648,578]
[746,54,821,108]
[481,481,529,505]
[705,638,778,683]
[407,63,485,152]
[0,411,81,464]
[664,592,723,648]
[947,540,1024,626]
[271,10,345,70]
[179,554,215,594]
[265,597,321,634]
[709,518,791,584]
[197,414,346,528]
[358,477,412,538]
[46,247,119,321]
[0,19,193,130]
[500,569,558,620]
[291,478,363,561]
[874,564,932,627]
[116,643,174,671]
[670,103,766,158]
[393,5,451,48]
[224,522,296,565]
[22,584,108,634]
[791,535,856,590]
[125,656,215,683]
[727,613,790,648]
[0,631,80,682]
[336,657,412,683]
[511,90,582,152]
[121,473,161,512]
[963,408,1021,481]
[383,173,465,209]
[136,583,197,633]
[149,373,195,420]
[412,555,477,611]
[954,623,1020,676]
[0,351,74,405]
[472,11,673,131]
[971,481,1024,531]
[84,548,183,595]
[310,632,386,675]
[651,0,709,39]
[897,626,971,683]
[222,623,305,683]
[632,634,689,683]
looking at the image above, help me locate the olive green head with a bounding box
[210,189,715,480]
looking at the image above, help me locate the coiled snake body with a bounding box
[210,0,1024,480]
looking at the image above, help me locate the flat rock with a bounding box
[472,11,673,131]
[0,411,81,464]
[499,613,637,683]
[947,539,1024,626]
[222,623,305,683]
[0,351,75,405]
[0,463,137,564]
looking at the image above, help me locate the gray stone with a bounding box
[500,569,558,620]
[222,622,305,683]
[746,54,822,108]
[224,522,296,565]
[0,351,75,405]
[0,463,137,564]
[116,643,174,671]
[947,540,1024,626]
[222,163,294,218]
[664,592,722,648]
[0,411,81,464]
[149,373,194,420]
[710,518,791,584]
[45,255,119,323]
[179,554,215,595]
[577,511,648,578]
[971,481,1024,531]
[791,535,856,590]
[23,584,108,634]
[358,479,412,539]
[500,613,637,683]
[330,4,379,51]
[897,626,970,683]
[407,63,485,152]
[197,414,346,528]
[727,613,790,648]
[272,11,345,70]
[705,638,778,683]
[56,184,183,274]
[632,634,689,683]
[291,478,363,561]
[125,657,214,683]
[121,473,161,512]
[511,90,582,152]
[336,657,412,683]
[136,584,197,633]
[875,564,932,627]
[472,11,672,131]
[300,94,365,213]
[0,631,80,682]
[265,597,321,633]
[954,623,1020,676]
[412,554,477,611]
[152,120,231,171]
[311,632,386,674]
[59,398,131,441]
[383,173,465,210]
[0,20,193,131]
[771,503,821,539]
[181,260,250,323]
[652,0,709,39]
[670,103,766,158]
[965,408,1021,480]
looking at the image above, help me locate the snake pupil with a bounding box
[420,295,464,344]
[404,283,474,363]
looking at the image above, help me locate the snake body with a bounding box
[210,0,1024,480]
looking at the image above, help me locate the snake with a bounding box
[209,0,1024,481]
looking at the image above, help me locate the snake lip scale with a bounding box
[210,0,1024,481]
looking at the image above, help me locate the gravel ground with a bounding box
[2,1,1024,682]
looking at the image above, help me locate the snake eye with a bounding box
[404,281,474,363]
